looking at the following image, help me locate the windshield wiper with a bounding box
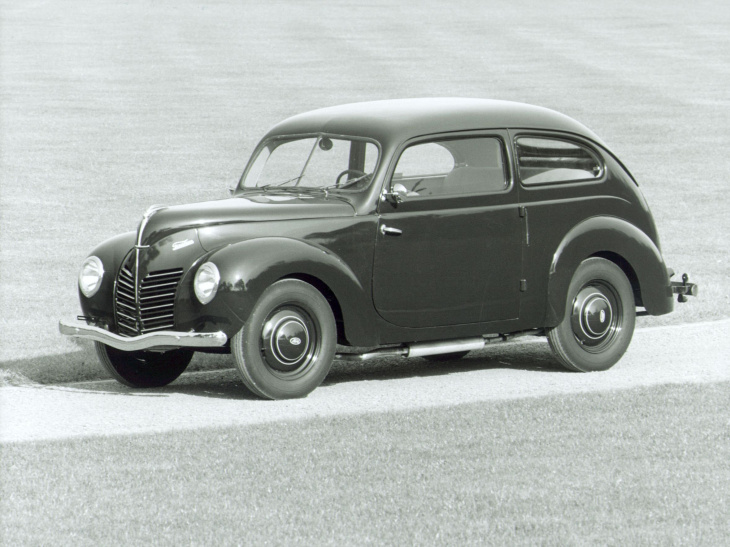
[260,176,303,190]
[321,173,372,193]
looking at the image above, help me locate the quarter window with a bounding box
[516,137,602,185]
[391,137,508,198]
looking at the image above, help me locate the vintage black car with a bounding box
[60,98,697,399]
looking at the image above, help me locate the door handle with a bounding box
[380,224,403,236]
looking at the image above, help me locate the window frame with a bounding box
[513,133,606,187]
[385,132,513,203]
[236,132,382,193]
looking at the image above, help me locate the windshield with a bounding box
[239,136,380,193]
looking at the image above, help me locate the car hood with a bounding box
[140,193,356,245]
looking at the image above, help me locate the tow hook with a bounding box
[671,273,698,303]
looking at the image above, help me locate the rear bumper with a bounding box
[671,281,698,297]
[668,271,698,302]
[59,318,228,352]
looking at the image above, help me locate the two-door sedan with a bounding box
[60,98,696,399]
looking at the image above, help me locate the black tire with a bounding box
[422,351,470,362]
[547,257,635,372]
[95,342,193,387]
[232,279,336,399]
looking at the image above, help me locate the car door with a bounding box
[372,132,522,328]
[511,132,609,324]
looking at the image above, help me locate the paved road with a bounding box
[2,320,728,443]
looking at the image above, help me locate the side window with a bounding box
[394,142,454,178]
[516,136,603,185]
[391,137,507,198]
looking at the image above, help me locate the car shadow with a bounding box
[25,338,566,401]
[60,369,261,400]
[324,338,564,386]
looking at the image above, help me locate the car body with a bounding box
[60,98,697,398]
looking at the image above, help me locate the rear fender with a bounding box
[546,216,673,325]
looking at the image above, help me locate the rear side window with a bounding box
[516,136,603,185]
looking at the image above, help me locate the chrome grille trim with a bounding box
[114,266,184,336]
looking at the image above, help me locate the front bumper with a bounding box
[59,318,228,352]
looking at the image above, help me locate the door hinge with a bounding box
[519,206,529,246]
[520,279,527,292]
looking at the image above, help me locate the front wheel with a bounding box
[232,279,336,399]
[95,342,193,387]
[547,258,635,372]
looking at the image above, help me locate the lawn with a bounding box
[2,382,728,545]
[1,0,729,382]
[1,2,729,544]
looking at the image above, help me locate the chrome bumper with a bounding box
[669,272,698,303]
[59,318,228,352]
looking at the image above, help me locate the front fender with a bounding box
[187,237,375,343]
[546,216,673,325]
[78,231,136,322]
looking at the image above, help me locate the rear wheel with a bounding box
[547,258,635,372]
[232,279,336,399]
[95,342,193,387]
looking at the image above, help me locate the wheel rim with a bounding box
[570,281,622,352]
[260,305,318,375]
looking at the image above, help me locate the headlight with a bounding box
[194,262,220,305]
[78,256,104,298]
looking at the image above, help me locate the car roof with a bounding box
[264,98,605,146]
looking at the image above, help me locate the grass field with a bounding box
[1,0,729,380]
[1,1,729,544]
[2,382,729,545]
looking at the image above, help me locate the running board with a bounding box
[335,331,541,362]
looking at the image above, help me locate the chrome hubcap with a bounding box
[570,283,621,351]
[261,306,317,373]
[580,292,612,339]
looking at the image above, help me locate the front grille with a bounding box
[115,266,184,336]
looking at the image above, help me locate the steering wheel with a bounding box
[335,169,367,188]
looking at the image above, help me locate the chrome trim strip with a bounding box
[59,319,227,352]
[142,281,179,290]
[335,337,485,362]
[134,204,167,315]
[333,334,540,362]
[116,311,137,322]
[136,204,166,247]
[407,337,485,358]
[335,347,408,362]
[134,251,140,309]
